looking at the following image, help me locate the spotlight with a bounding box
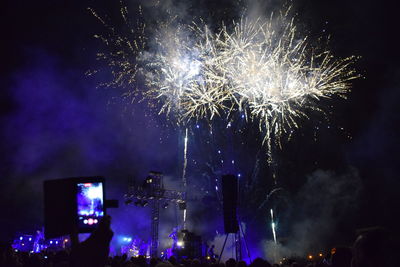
[177,241,184,247]
[141,201,148,207]
[122,237,132,242]
[162,203,168,209]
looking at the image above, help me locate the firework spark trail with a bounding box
[270,208,277,244]
[180,127,188,230]
[182,128,188,188]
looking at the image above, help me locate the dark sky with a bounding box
[1,0,399,256]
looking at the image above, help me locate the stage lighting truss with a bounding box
[124,171,186,258]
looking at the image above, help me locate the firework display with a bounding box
[216,14,358,152]
[90,4,358,156]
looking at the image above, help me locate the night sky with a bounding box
[1,0,399,259]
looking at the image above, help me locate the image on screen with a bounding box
[76,182,104,228]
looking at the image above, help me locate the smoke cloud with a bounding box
[262,168,362,263]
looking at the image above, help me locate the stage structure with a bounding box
[124,171,186,258]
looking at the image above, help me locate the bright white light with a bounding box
[123,237,132,242]
[270,209,277,244]
[177,241,184,247]
[87,184,103,199]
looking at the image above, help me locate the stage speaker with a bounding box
[222,174,239,233]
[43,178,76,239]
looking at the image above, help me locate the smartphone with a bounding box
[76,181,105,231]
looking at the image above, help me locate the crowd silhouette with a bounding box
[0,217,396,267]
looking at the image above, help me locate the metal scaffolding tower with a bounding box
[124,171,186,258]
